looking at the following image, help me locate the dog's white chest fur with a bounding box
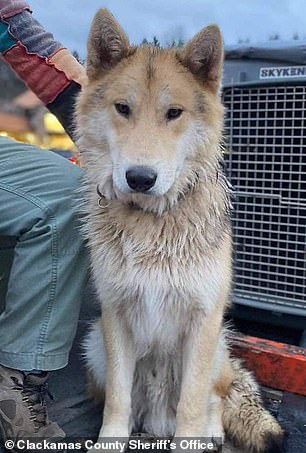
[93,231,225,353]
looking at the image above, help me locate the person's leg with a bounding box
[0,136,89,370]
[0,137,90,441]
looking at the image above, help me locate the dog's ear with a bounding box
[86,8,129,80]
[179,25,223,91]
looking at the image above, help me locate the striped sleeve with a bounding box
[0,0,87,139]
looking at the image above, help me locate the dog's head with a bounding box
[77,9,224,213]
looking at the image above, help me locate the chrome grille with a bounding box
[223,85,306,313]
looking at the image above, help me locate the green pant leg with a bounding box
[0,137,90,371]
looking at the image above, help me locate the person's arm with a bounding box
[0,0,87,140]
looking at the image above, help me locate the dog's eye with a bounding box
[166,108,183,121]
[115,103,130,118]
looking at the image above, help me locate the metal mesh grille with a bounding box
[223,85,306,312]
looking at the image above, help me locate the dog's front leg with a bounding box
[174,302,224,438]
[98,307,136,439]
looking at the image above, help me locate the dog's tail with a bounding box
[222,357,284,453]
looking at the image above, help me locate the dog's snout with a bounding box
[126,166,157,192]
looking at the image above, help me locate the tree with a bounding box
[168,39,177,48]
[152,36,160,47]
[269,33,280,41]
[141,36,184,48]
[237,38,250,44]
[72,50,84,65]
[141,36,161,47]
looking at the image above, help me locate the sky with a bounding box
[28,0,306,57]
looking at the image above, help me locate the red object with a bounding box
[230,333,306,396]
[3,42,70,104]
[0,1,31,20]
[68,156,78,165]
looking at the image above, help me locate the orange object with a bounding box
[230,333,306,396]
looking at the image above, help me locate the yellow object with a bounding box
[0,113,74,150]
[44,112,65,133]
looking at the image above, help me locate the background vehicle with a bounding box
[223,42,306,345]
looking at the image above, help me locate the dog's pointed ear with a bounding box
[179,25,223,91]
[86,8,129,80]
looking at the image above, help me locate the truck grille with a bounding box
[223,85,306,313]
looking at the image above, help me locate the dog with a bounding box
[76,9,283,452]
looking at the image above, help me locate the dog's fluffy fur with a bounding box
[76,9,283,452]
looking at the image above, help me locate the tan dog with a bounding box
[77,9,283,452]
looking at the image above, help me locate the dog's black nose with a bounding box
[126,166,157,192]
